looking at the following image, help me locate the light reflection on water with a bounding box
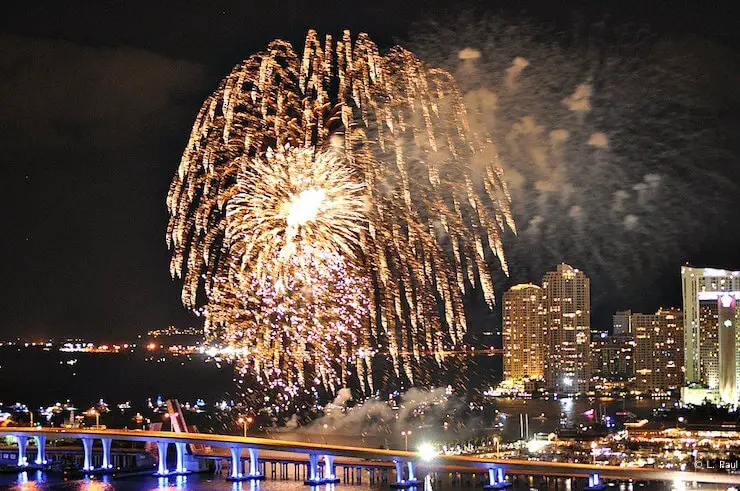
[494,398,666,439]
[0,472,730,491]
[2,476,394,491]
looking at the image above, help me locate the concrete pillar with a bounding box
[16,436,28,467]
[230,447,242,479]
[156,442,169,475]
[82,437,94,471]
[407,461,416,481]
[484,467,510,489]
[394,460,404,482]
[33,436,46,465]
[308,454,319,481]
[101,438,112,469]
[324,455,335,479]
[247,448,259,476]
[175,442,187,474]
[586,473,605,490]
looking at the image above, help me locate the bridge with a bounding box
[1,427,739,488]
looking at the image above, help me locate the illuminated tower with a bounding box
[542,263,591,394]
[681,266,740,389]
[503,284,545,381]
[613,310,632,335]
[718,294,739,404]
[632,308,684,393]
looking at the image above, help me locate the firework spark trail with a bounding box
[206,249,369,395]
[167,30,514,393]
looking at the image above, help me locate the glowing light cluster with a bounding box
[167,30,513,393]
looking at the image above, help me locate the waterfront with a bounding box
[0,347,665,443]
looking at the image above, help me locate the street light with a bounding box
[238,416,254,437]
[401,430,412,452]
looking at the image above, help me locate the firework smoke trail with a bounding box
[167,30,514,397]
[408,14,734,305]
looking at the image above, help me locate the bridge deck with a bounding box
[0,427,737,485]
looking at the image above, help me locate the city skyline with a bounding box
[2,1,739,340]
[1,1,740,487]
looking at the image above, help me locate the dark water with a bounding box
[0,347,233,409]
[0,470,711,491]
[493,398,665,441]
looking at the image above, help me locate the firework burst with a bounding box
[226,145,367,288]
[167,30,514,393]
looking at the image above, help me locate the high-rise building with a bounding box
[698,302,719,388]
[503,284,546,381]
[613,310,632,335]
[632,308,684,393]
[542,263,591,394]
[591,334,634,380]
[681,266,740,400]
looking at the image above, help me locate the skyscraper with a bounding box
[632,308,684,393]
[591,334,634,380]
[503,284,546,381]
[613,310,632,335]
[681,266,740,402]
[542,263,591,394]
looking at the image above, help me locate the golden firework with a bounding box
[167,30,514,392]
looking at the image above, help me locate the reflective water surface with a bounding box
[0,470,730,491]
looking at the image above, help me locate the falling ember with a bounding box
[167,30,514,393]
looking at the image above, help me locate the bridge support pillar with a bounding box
[246,448,264,479]
[155,441,170,476]
[226,446,263,481]
[33,436,47,466]
[390,460,422,488]
[101,438,113,469]
[82,437,94,471]
[304,454,321,485]
[484,467,510,489]
[174,442,189,474]
[319,454,339,483]
[585,473,606,490]
[304,453,338,485]
[15,435,28,467]
[228,447,243,480]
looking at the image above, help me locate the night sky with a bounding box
[1,0,739,340]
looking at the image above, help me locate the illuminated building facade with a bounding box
[503,284,546,381]
[591,334,634,379]
[633,308,684,393]
[699,302,719,389]
[542,263,591,394]
[613,310,632,335]
[718,294,739,404]
[682,266,740,404]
